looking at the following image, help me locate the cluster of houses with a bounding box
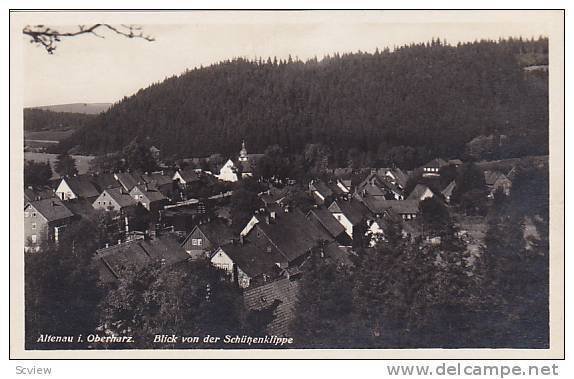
[23,142,517,336]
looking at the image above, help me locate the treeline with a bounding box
[24,108,96,131]
[59,37,548,168]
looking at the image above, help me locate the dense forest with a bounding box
[59,37,548,167]
[24,108,96,131]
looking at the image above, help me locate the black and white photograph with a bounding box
[9,9,564,359]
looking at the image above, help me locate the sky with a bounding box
[19,11,555,107]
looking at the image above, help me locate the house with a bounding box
[328,199,370,239]
[242,209,341,269]
[55,175,100,201]
[484,170,512,198]
[216,159,240,182]
[308,179,334,205]
[114,172,146,192]
[407,184,434,201]
[24,186,56,204]
[211,242,280,289]
[172,168,200,189]
[441,180,456,203]
[422,158,448,176]
[92,187,137,212]
[181,220,236,259]
[215,141,264,182]
[306,208,352,246]
[384,167,409,189]
[129,184,168,212]
[243,277,300,336]
[360,197,419,220]
[141,172,175,197]
[355,172,405,201]
[93,235,189,283]
[259,186,293,208]
[24,198,75,251]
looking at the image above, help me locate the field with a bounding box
[24,152,94,179]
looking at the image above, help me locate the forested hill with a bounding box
[61,37,548,165]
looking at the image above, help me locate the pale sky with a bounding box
[19,11,555,107]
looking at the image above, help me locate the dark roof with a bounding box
[99,187,138,208]
[182,220,235,248]
[131,185,167,203]
[114,172,145,191]
[407,184,433,200]
[424,158,448,168]
[484,170,509,186]
[24,186,56,203]
[362,198,419,215]
[252,209,332,262]
[322,241,353,267]
[387,168,409,188]
[309,180,333,198]
[328,199,369,225]
[95,235,189,282]
[64,198,99,220]
[142,172,174,187]
[25,198,74,222]
[217,242,278,278]
[175,168,200,183]
[243,278,300,336]
[62,175,100,199]
[90,173,121,191]
[306,208,346,238]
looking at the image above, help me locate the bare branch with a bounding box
[22,24,155,54]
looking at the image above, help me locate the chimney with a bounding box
[265,215,270,224]
[270,211,276,221]
[117,239,122,245]
[51,201,57,207]
[105,243,109,248]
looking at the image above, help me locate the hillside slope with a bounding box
[61,37,548,166]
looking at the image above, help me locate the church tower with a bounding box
[239,140,248,162]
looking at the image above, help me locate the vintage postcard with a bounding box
[9,10,564,359]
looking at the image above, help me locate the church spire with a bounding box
[239,139,248,162]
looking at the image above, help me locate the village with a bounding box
[23,138,527,338]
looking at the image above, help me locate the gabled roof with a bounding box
[306,208,346,238]
[24,186,56,203]
[407,184,433,200]
[448,159,463,165]
[114,172,145,192]
[441,181,456,197]
[99,187,138,208]
[95,236,189,282]
[328,199,369,225]
[142,172,174,187]
[309,180,333,198]
[361,198,419,215]
[175,168,200,183]
[90,173,121,191]
[484,170,509,186]
[61,175,100,199]
[217,242,278,278]
[183,220,235,248]
[25,198,74,222]
[251,209,331,262]
[243,278,300,336]
[130,185,167,203]
[424,158,448,168]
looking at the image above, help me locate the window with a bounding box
[32,213,36,217]
[192,238,202,246]
[24,212,29,217]
[31,222,36,230]
[31,235,37,243]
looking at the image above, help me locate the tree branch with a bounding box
[22,24,155,54]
